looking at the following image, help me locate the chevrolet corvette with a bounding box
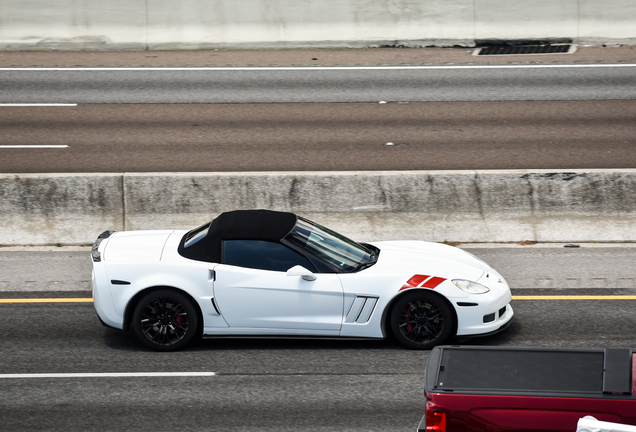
[91,209,513,351]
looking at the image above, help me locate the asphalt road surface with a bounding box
[1,48,635,173]
[2,64,636,103]
[2,47,636,431]
[2,100,635,172]
[1,246,635,431]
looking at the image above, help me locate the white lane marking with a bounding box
[0,145,68,148]
[0,372,216,379]
[0,64,634,71]
[0,103,78,106]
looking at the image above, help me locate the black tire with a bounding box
[390,291,453,350]
[132,289,199,351]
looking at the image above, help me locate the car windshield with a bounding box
[284,217,375,272]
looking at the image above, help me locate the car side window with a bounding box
[223,240,317,272]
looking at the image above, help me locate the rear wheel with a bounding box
[390,291,453,349]
[132,290,199,351]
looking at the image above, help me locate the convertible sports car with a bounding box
[91,210,513,351]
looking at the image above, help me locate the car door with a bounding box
[212,240,344,332]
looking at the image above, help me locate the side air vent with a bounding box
[345,296,379,324]
[110,280,131,285]
[211,297,221,315]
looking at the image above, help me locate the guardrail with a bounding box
[0,0,634,50]
[2,169,635,245]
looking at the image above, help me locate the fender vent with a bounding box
[474,44,575,56]
[345,296,379,324]
[110,280,131,285]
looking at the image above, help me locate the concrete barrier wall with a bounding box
[2,170,635,245]
[1,0,635,50]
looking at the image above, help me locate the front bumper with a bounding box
[456,313,514,342]
[454,295,514,337]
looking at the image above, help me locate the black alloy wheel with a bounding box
[390,291,453,349]
[132,290,199,351]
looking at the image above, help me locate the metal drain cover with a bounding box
[473,44,576,56]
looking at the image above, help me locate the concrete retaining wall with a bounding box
[1,0,635,50]
[1,170,635,245]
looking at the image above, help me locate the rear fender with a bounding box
[122,286,203,335]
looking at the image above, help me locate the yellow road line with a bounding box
[2,296,636,304]
[0,298,93,303]
[513,295,636,300]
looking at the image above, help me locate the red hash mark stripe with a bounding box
[422,276,446,288]
[402,274,429,289]
[400,274,446,291]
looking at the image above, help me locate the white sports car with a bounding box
[92,210,513,351]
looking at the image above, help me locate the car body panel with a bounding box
[426,394,635,431]
[369,240,486,288]
[213,264,344,331]
[102,230,173,263]
[91,211,514,348]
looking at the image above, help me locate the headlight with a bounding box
[452,279,490,294]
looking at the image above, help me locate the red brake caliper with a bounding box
[405,306,413,332]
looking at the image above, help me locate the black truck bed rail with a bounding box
[426,346,635,398]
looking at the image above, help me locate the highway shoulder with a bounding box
[0,45,634,67]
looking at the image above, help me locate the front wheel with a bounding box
[390,291,453,350]
[132,290,199,351]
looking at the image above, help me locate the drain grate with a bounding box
[473,44,576,56]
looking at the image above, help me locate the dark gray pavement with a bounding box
[2,46,635,432]
[2,100,635,173]
[2,45,635,173]
[1,45,635,67]
[3,65,636,104]
[2,244,636,431]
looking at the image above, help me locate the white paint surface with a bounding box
[0,372,216,379]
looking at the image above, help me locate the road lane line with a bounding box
[0,372,216,379]
[0,64,635,72]
[3,296,636,304]
[0,103,77,106]
[0,145,69,148]
[0,298,92,303]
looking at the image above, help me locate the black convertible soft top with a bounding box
[177,209,298,263]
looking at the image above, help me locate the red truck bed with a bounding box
[420,346,636,432]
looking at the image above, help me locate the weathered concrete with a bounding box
[1,170,635,245]
[0,173,123,245]
[0,0,634,51]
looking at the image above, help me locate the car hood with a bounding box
[103,230,175,263]
[367,240,486,281]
